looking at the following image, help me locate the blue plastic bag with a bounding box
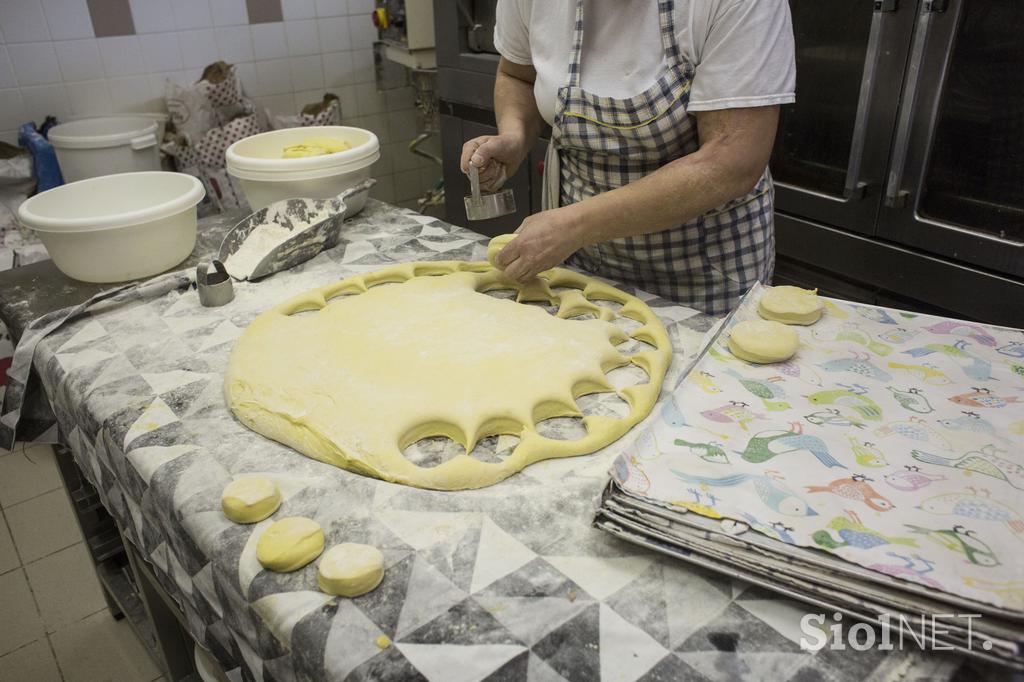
[18,119,63,192]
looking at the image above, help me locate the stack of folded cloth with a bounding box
[596,284,1024,669]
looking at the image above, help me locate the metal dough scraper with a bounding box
[218,178,376,281]
[464,164,516,221]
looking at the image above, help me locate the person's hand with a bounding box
[495,208,585,282]
[460,133,528,192]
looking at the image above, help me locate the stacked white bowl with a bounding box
[226,125,380,211]
[17,172,205,283]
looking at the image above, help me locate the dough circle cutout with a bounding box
[486,234,516,268]
[225,261,672,490]
[256,517,325,572]
[317,543,385,597]
[222,475,281,523]
[758,285,824,325]
[729,319,799,364]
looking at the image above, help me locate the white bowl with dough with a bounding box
[17,171,205,283]
[226,126,380,211]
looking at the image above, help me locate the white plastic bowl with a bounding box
[18,171,205,283]
[48,116,161,183]
[226,126,380,211]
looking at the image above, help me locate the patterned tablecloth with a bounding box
[0,201,956,681]
[599,285,1024,670]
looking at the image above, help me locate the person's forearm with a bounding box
[563,107,778,246]
[494,66,542,153]
[567,143,758,245]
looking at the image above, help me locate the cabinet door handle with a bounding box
[885,0,944,208]
[844,0,897,199]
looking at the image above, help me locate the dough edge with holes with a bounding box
[256,517,325,572]
[728,319,799,364]
[225,261,672,491]
[222,475,281,523]
[317,543,385,597]
[487,233,516,268]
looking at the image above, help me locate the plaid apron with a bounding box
[542,0,775,316]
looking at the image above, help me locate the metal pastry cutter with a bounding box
[464,164,516,221]
[197,260,234,307]
[218,178,376,281]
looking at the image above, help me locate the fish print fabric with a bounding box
[611,283,1024,613]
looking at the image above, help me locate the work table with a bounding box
[0,213,234,344]
[0,201,951,681]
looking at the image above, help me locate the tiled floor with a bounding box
[0,443,165,682]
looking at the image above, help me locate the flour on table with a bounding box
[224,219,315,280]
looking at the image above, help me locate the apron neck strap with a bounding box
[567,0,682,87]
[657,0,682,62]
[567,0,586,87]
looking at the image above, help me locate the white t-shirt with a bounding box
[494,0,796,126]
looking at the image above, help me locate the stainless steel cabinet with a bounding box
[772,0,914,234]
[876,0,1023,276]
[773,0,1024,324]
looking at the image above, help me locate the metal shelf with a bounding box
[52,441,202,681]
[95,557,159,656]
[88,526,126,563]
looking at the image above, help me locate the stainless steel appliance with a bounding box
[772,0,1023,325]
[372,0,436,68]
[434,0,548,235]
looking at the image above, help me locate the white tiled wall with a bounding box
[0,0,440,207]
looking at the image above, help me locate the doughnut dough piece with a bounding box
[487,233,516,268]
[317,543,385,597]
[729,319,799,364]
[758,285,824,325]
[256,517,325,572]
[222,475,281,523]
[225,262,672,490]
[282,137,352,158]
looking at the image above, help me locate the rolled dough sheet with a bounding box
[225,262,672,490]
[487,233,516,268]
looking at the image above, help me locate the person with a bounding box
[461,0,796,316]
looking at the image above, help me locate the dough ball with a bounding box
[728,319,799,364]
[222,475,281,524]
[304,137,352,153]
[487,234,516,268]
[758,285,824,325]
[257,517,325,572]
[317,543,385,597]
[281,137,352,158]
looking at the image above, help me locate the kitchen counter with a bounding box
[0,201,944,681]
[0,211,240,344]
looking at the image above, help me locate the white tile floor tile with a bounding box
[0,444,170,681]
[5,488,82,563]
[24,542,108,633]
[0,444,62,508]
[0,568,46,656]
[50,609,161,682]
[0,511,20,575]
[0,638,61,682]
